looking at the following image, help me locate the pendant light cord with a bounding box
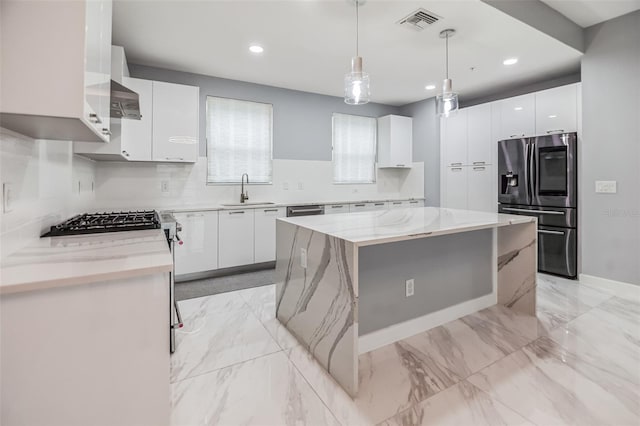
[356,1,359,57]
[445,32,449,79]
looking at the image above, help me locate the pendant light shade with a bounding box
[436,29,458,117]
[345,56,370,105]
[344,1,370,105]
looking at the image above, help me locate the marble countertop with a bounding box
[160,197,425,213]
[0,229,173,295]
[279,207,536,246]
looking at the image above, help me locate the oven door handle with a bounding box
[289,208,323,215]
[172,299,184,329]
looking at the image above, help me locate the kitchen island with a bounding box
[275,207,537,396]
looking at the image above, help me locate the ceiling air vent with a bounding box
[397,8,441,31]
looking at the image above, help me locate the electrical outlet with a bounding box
[2,182,14,213]
[283,182,289,190]
[595,180,617,194]
[161,181,170,193]
[300,248,307,269]
[405,279,415,297]
[297,181,304,190]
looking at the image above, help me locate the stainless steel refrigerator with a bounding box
[497,132,578,278]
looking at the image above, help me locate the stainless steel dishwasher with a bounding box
[286,205,325,217]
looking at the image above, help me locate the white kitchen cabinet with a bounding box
[152,81,199,163]
[408,199,424,207]
[467,165,496,212]
[441,109,468,167]
[1,273,170,426]
[174,211,219,276]
[498,94,535,140]
[120,77,153,160]
[254,207,286,263]
[218,209,255,269]
[443,167,468,209]
[1,0,112,142]
[377,115,413,168]
[467,103,493,165]
[74,77,153,161]
[535,84,578,135]
[326,204,349,214]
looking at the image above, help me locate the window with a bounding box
[206,96,273,183]
[332,113,377,184]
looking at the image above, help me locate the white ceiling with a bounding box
[112,0,582,106]
[541,0,640,28]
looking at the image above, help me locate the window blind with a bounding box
[206,96,273,183]
[332,113,377,184]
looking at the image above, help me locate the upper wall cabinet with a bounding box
[152,81,199,163]
[441,103,493,167]
[498,94,536,140]
[377,115,413,168]
[75,79,198,162]
[441,109,468,167]
[535,84,578,135]
[0,0,112,142]
[75,77,153,161]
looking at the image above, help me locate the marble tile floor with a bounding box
[171,274,640,426]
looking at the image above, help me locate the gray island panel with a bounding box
[358,229,493,335]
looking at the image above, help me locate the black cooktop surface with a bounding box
[42,211,161,237]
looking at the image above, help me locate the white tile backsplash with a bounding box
[94,158,425,210]
[0,128,96,258]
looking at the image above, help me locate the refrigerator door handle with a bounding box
[528,140,536,204]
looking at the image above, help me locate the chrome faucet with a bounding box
[240,173,249,203]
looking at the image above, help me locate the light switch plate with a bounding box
[595,181,617,194]
[3,182,14,213]
[161,181,170,193]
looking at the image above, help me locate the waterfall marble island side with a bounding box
[274,207,537,397]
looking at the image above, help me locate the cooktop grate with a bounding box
[42,211,161,237]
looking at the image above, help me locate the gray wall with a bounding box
[129,64,400,161]
[358,229,493,334]
[581,11,640,285]
[399,98,439,205]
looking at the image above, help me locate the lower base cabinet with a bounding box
[219,209,255,269]
[173,199,426,275]
[254,207,286,263]
[174,211,218,276]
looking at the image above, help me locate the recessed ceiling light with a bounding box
[514,106,523,111]
[548,114,557,118]
[425,84,436,90]
[503,57,518,66]
[249,45,264,54]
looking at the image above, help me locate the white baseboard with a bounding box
[579,274,640,300]
[358,293,497,354]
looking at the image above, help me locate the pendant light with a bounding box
[344,0,370,105]
[436,29,459,117]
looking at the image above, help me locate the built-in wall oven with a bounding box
[498,132,578,278]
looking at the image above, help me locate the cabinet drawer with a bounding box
[389,200,409,209]
[408,200,424,207]
[326,204,349,214]
[219,209,255,268]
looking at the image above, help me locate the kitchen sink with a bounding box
[221,202,276,207]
